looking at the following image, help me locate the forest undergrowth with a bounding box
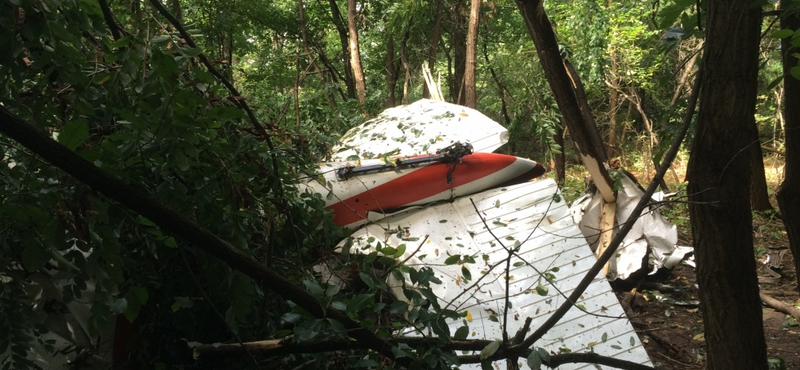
[556,151,796,369]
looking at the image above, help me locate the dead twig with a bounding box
[760,291,800,321]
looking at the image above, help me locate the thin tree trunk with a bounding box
[450,1,467,105]
[328,0,356,99]
[515,0,615,202]
[608,58,618,159]
[423,0,445,99]
[606,0,617,159]
[553,121,566,185]
[400,23,412,104]
[172,0,182,20]
[564,59,607,163]
[670,43,701,106]
[749,125,773,211]
[299,0,338,111]
[777,3,800,287]
[686,0,768,368]
[464,0,480,108]
[386,34,396,108]
[347,0,366,106]
[482,39,511,127]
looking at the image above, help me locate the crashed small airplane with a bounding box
[304,99,684,369]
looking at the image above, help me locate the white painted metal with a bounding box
[338,179,653,369]
[570,172,692,280]
[330,99,509,161]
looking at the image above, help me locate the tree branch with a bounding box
[0,106,405,365]
[516,67,703,350]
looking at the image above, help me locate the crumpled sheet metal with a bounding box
[333,179,653,369]
[569,173,693,280]
[330,99,509,161]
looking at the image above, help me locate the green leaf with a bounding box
[602,332,608,342]
[58,120,89,151]
[303,280,324,296]
[346,293,374,314]
[537,347,550,363]
[110,298,128,314]
[535,286,548,296]
[513,262,525,267]
[527,349,542,370]
[453,326,469,340]
[772,29,794,39]
[445,255,461,265]
[610,344,622,350]
[767,76,784,91]
[480,339,501,360]
[395,244,406,257]
[461,266,472,281]
[791,66,800,81]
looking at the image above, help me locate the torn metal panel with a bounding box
[330,99,509,161]
[570,171,692,280]
[337,179,653,369]
[301,152,544,229]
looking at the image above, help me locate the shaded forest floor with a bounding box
[560,152,796,369]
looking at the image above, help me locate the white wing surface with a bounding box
[338,179,653,369]
[330,99,509,161]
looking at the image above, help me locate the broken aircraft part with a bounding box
[570,171,693,281]
[331,179,654,369]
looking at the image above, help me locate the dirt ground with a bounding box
[617,208,798,370]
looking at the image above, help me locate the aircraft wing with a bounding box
[330,99,510,161]
[335,179,653,369]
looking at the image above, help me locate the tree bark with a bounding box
[400,25,412,105]
[564,59,607,164]
[686,0,768,368]
[449,0,468,105]
[482,39,511,128]
[552,121,566,185]
[777,3,800,286]
[464,0,480,108]
[346,0,366,106]
[386,34,396,108]
[328,0,356,99]
[749,125,773,211]
[608,56,618,159]
[423,0,445,99]
[514,0,615,203]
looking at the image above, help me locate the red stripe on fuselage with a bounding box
[327,153,517,226]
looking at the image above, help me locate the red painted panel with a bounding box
[327,153,524,226]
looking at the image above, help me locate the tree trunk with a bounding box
[552,121,566,185]
[386,34,396,108]
[515,0,615,203]
[299,0,338,111]
[777,3,800,287]
[400,25,412,104]
[686,0,768,368]
[464,0,480,108]
[450,1,467,105]
[423,0,445,99]
[346,0,366,106]
[749,125,773,211]
[564,59,607,164]
[328,0,356,100]
[482,39,511,127]
[608,55,618,159]
[171,0,182,20]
